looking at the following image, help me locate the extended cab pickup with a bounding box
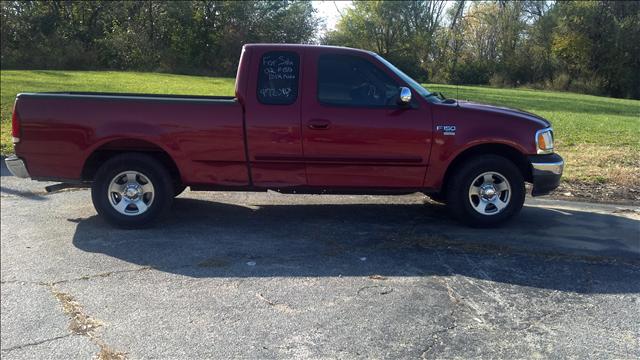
[6,44,563,227]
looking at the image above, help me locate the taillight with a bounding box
[11,102,21,143]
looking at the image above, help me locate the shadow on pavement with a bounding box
[1,156,11,177]
[0,186,48,200]
[71,197,640,294]
[1,158,49,200]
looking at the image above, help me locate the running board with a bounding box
[45,183,88,193]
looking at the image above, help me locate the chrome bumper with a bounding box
[531,159,564,175]
[4,156,30,178]
[528,154,564,196]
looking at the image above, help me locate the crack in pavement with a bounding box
[49,266,152,285]
[418,253,492,358]
[48,284,127,360]
[421,275,495,358]
[419,309,459,359]
[255,292,299,314]
[2,268,152,358]
[0,334,73,354]
[1,266,152,287]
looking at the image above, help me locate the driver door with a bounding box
[301,51,432,188]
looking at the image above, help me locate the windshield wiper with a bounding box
[426,91,456,103]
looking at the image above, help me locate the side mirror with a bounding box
[399,87,412,104]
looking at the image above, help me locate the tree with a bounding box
[1,0,321,76]
[2,0,638,98]
[323,0,447,81]
[552,1,640,98]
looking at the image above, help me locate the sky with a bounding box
[312,1,353,32]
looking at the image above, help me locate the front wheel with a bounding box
[446,155,525,227]
[91,153,174,228]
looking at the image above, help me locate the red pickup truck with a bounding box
[6,44,563,227]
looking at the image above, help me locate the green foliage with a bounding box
[324,0,640,99]
[0,0,320,76]
[0,0,638,99]
[552,1,640,98]
[324,0,446,81]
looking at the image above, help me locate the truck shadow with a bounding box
[71,197,640,294]
[0,186,48,200]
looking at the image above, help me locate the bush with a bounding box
[451,61,492,85]
[489,73,509,88]
[550,73,571,91]
[569,76,606,97]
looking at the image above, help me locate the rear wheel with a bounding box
[91,153,173,228]
[446,155,525,227]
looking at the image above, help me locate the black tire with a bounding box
[173,184,187,197]
[445,155,525,227]
[91,153,174,228]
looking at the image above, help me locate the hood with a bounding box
[457,100,551,128]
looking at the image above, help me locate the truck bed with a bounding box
[14,92,249,186]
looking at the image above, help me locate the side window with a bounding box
[257,51,299,105]
[318,54,399,107]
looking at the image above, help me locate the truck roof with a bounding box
[242,43,375,56]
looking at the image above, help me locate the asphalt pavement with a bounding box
[1,161,639,359]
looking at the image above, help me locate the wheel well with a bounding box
[440,144,532,194]
[81,139,181,183]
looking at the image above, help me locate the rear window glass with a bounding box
[257,51,299,105]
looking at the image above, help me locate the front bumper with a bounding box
[528,153,564,196]
[4,155,30,178]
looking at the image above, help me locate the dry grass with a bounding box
[95,347,127,360]
[51,288,103,336]
[559,143,640,188]
[553,142,640,203]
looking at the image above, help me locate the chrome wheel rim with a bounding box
[107,171,155,216]
[468,171,511,216]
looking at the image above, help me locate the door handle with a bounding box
[308,119,331,130]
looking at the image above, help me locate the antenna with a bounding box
[333,1,344,18]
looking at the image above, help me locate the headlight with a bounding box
[535,128,554,154]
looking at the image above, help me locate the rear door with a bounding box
[244,47,306,188]
[301,50,432,188]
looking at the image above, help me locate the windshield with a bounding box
[375,54,443,103]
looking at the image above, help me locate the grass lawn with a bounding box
[1,70,639,193]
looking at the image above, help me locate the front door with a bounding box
[301,52,432,188]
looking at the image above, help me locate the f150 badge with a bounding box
[436,125,456,135]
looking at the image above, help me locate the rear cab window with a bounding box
[257,51,300,105]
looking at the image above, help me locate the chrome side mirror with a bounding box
[399,87,412,104]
